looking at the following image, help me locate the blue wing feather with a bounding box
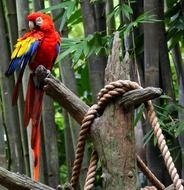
[56,43,60,55]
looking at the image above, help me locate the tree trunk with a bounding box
[15,0,31,177]
[42,97,60,188]
[32,0,45,11]
[90,32,137,190]
[0,98,7,190]
[158,1,175,99]
[144,0,163,184]
[80,0,107,102]
[105,0,115,35]
[172,44,184,178]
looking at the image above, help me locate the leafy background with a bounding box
[1,0,184,189]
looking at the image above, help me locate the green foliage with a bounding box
[41,0,81,32]
[107,3,133,21]
[142,96,184,146]
[165,1,184,50]
[57,33,111,65]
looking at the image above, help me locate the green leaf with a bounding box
[107,4,120,21]
[175,122,184,137]
[59,10,68,32]
[73,45,83,63]
[68,9,82,26]
[66,2,75,18]
[57,46,75,62]
[143,129,154,145]
[83,41,90,57]
[134,105,144,127]
[40,1,72,13]
[122,4,133,20]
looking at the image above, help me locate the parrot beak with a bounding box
[29,21,35,30]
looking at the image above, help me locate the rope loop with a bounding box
[70,80,183,190]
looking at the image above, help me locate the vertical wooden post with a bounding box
[90,33,137,190]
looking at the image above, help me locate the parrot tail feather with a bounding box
[32,122,41,181]
[31,88,44,181]
[24,74,44,181]
[24,74,35,128]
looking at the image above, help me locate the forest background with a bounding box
[1,0,184,189]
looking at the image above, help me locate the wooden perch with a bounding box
[35,65,162,120]
[120,87,162,109]
[35,65,89,125]
[0,166,55,190]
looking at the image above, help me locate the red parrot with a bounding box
[5,12,60,181]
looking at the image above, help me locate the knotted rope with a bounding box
[70,80,183,190]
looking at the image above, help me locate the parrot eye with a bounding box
[35,17,43,26]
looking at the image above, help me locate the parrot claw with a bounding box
[46,69,51,78]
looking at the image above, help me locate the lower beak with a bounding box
[29,21,35,30]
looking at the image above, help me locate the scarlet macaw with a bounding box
[5,12,60,181]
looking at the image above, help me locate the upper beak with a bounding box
[29,21,35,30]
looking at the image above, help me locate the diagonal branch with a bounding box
[35,65,161,123]
[0,166,55,190]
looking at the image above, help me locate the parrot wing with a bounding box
[5,32,43,76]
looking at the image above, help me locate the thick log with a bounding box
[91,32,137,190]
[0,166,55,190]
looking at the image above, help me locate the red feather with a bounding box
[12,64,26,105]
[24,74,35,127]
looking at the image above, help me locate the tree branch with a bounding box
[0,166,55,190]
[120,87,162,109]
[35,65,162,124]
[35,65,89,125]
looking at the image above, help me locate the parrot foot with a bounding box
[46,69,51,78]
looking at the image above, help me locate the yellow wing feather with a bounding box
[11,37,36,59]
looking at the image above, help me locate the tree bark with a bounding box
[80,0,107,102]
[32,0,45,11]
[15,0,31,177]
[172,44,184,179]
[105,0,115,35]
[90,32,137,190]
[144,0,164,184]
[158,1,175,99]
[0,167,55,190]
[42,96,60,188]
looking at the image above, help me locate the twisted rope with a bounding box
[141,186,157,190]
[145,101,183,190]
[84,150,98,190]
[70,105,99,188]
[70,80,183,190]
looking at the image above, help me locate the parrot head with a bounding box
[27,12,55,32]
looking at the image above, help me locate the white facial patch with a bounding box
[35,17,43,26]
